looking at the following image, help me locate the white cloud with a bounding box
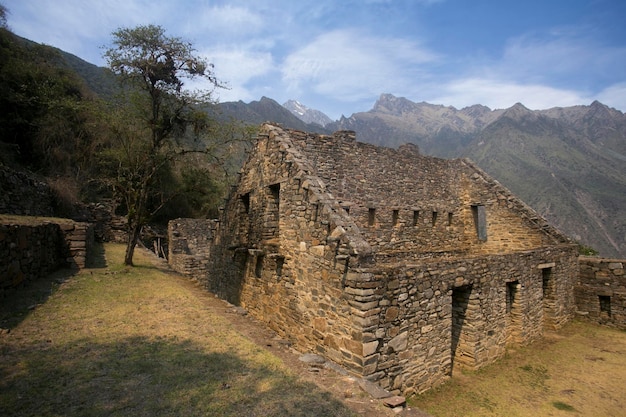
[281,29,437,102]
[596,83,626,112]
[188,5,264,38]
[187,46,276,103]
[497,29,626,85]
[430,78,587,110]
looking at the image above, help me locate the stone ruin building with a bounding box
[169,123,579,396]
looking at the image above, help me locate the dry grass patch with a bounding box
[0,243,356,417]
[411,320,626,417]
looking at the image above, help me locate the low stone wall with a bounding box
[0,216,94,296]
[168,218,216,281]
[576,257,625,328]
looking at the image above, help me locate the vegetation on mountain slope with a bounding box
[0,17,250,257]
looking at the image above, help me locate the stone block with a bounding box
[363,340,379,356]
[385,306,400,322]
[388,332,408,352]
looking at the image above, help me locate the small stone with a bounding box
[358,379,392,399]
[382,395,406,408]
[299,353,326,365]
[231,306,248,315]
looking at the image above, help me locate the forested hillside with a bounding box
[0,25,248,227]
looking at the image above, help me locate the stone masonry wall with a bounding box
[168,218,216,281]
[173,124,579,396]
[0,217,94,296]
[576,257,626,328]
[287,130,569,260]
[346,246,578,395]
[0,165,55,217]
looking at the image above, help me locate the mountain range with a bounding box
[219,94,625,258]
[19,34,626,258]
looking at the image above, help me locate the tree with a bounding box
[0,4,7,28]
[103,24,227,265]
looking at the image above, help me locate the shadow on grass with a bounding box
[0,336,356,417]
[1,243,108,330]
[0,267,76,330]
[86,242,107,269]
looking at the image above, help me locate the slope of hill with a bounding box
[329,95,626,257]
[464,103,626,257]
[214,97,328,133]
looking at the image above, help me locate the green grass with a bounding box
[410,321,626,417]
[0,243,356,417]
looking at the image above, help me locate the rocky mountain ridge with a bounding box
[283,100,333,127]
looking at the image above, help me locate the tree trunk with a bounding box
[124,221,142,266]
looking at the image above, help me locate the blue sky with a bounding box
[5,0,626,119]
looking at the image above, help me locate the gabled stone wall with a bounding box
[169,123,579,395]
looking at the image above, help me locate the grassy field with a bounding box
[2,243,625,417]
[0,243,357,417]
[411,320,626,417]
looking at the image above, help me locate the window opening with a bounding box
[392,210,399,226]
[255,255,264,278]
[275,256,285,277]
[241,193,250,213]
[506,281,517,314]
[448,212,453,226]
[542,267,552,299]
[471,205,487,241]
[432,211,438,227]
[541,266,556,327]
[269,183,280,210]
[265,183,281,239]
[368,208,376,226]
[599,295,611,316]
[413,210,420,226]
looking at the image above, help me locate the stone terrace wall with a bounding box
[576,257,626,328]
[0,217,94,296]
[0,165,55,217]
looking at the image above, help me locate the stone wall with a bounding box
[346,247,578,395]
[0,217,94,296]
[171,124,579,396]
[576,257,626,328]
[168,218,216,281]
[0,165,55,217]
